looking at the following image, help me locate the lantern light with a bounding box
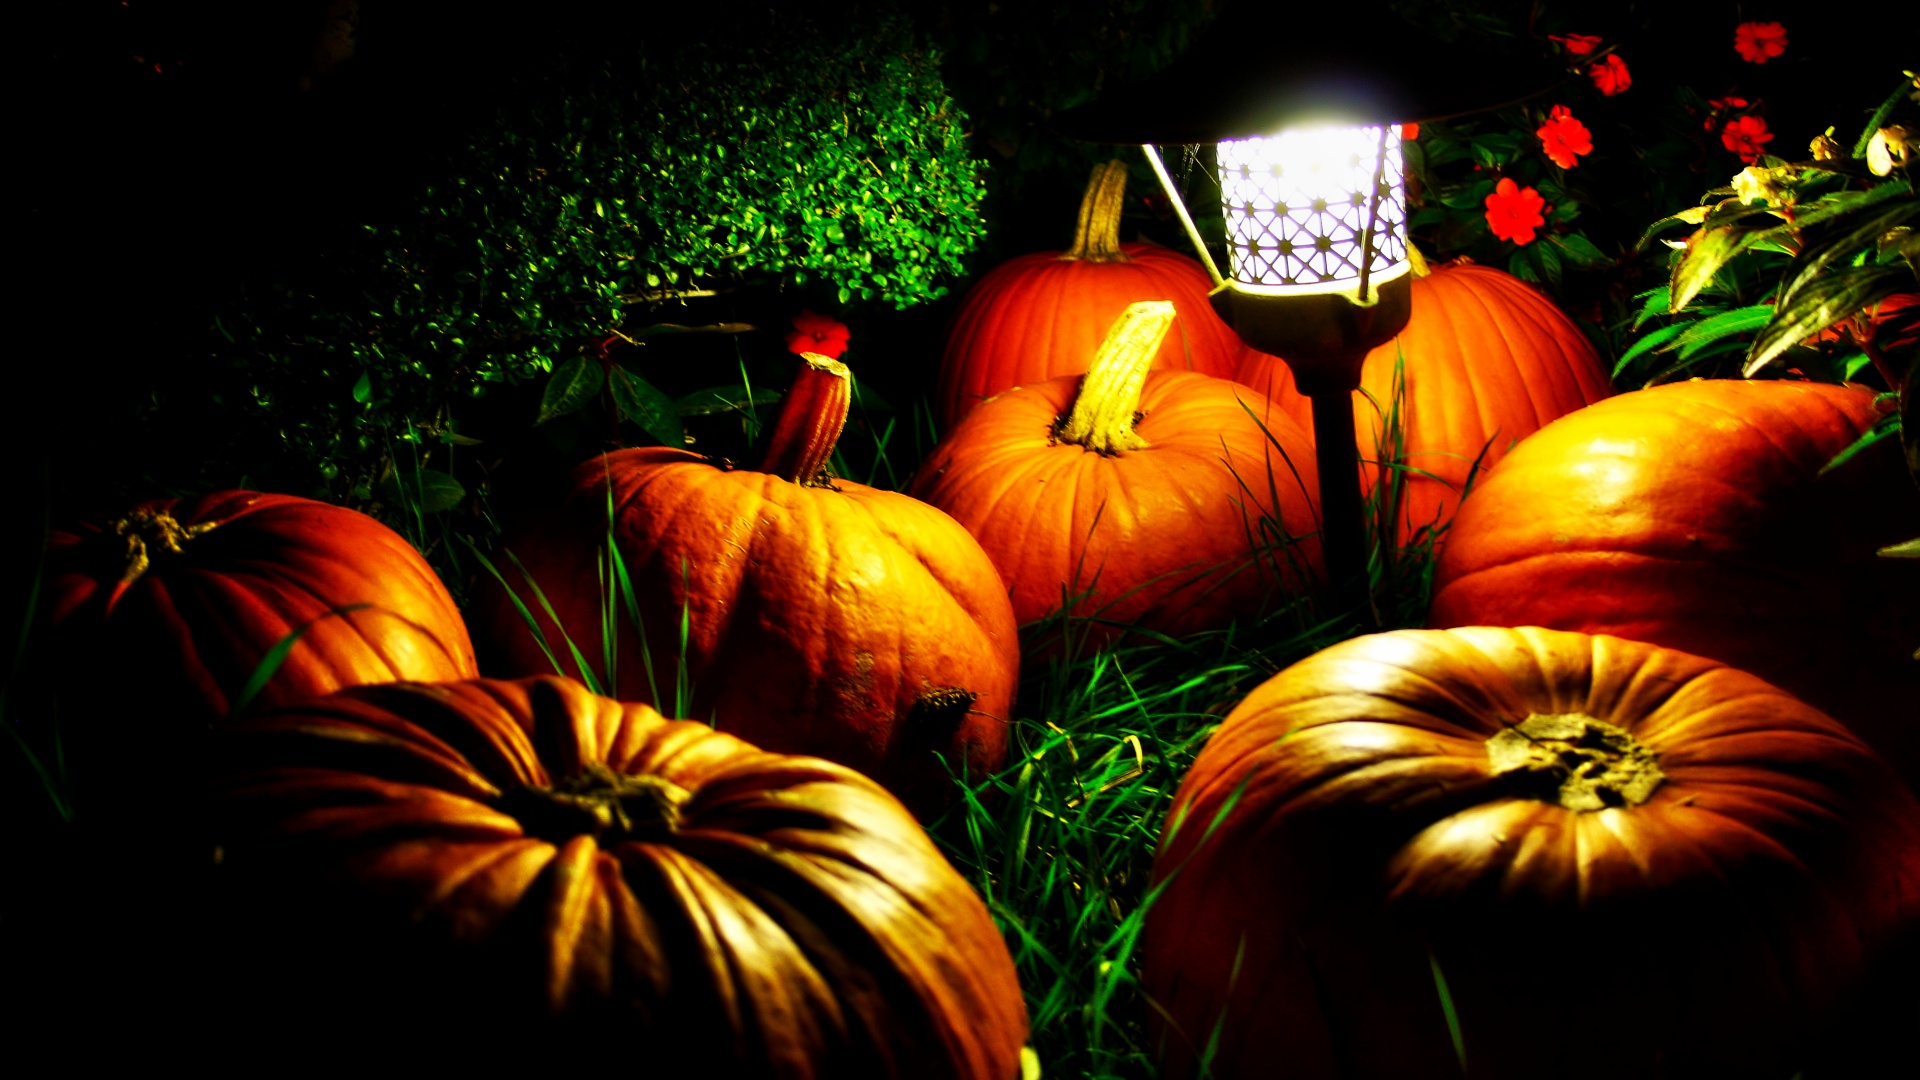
[1054,4,1557,627]
[1216,125,1408,293]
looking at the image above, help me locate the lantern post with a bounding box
[1052,3,1555,628]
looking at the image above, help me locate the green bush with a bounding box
[225,8,985,499]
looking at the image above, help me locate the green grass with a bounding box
[5,371,1457,1078]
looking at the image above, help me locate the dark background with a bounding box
[14,0,1914,506]
[3,0,1915,1059]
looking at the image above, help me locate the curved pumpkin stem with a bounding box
[1062,159,1131,264]
[1406,239,1433,279]
[761,353,852,486]
[1058,301,1176,455]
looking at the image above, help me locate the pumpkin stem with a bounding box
[1062,159,1131,264]
[760,353,853,486]
[1057,301,1177,455]
[909,687,979,732]
[1486,713,1665,812]
[1406,240,1432,279]
[110,508,218,588]
[501,763,691,844]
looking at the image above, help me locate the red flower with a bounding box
[1734,22,1788,64]
[1588,54,1631,96]
[785,309,850,359]
[1399,122,1420,141]
[1721,115,1776,164]
[1550,33,1603,57]
[1536,105,1593,169]
[1703,96,1752,130]
[1484,178,1548,245]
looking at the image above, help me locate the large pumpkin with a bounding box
[1428,379,1920,785]
[474,356,1019,818]
[1142,627,1920,1080]
[935,159,1243,432]
[44,490,477,730]
[208,675,1029,1073]
[1236,258,1613,546]
[911,302,1320,648]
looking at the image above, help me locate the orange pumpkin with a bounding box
[474,356,1019,818]
[912,302,1319,649]
[935,159,1243,432]
[209,675,1030,1073]
[1143,627,1920,1079]
[1236,258,1613,546]
[45,490,478,728]
[1428,378,1920,785]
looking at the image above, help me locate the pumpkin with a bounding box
[473,355,1019,818]
[44,490,477,731]
[1428,379,1920,785]
[911,302,1320,649]
[208,675,1029,1073]
[1142,626,1920,1080]
[1235,257,1613,547]
[934,159,1243,432]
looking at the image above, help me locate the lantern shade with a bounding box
[1217,124,1409,290]
[1051,3,1561,145]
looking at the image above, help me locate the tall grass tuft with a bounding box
[930,363,1461,1078]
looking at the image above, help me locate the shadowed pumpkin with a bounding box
[209,675,1029,1075]
[474,356,1019,818]
[1144,627,1920,1080]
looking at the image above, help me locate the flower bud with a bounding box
[1731,166,1789,206]
[1867,126,1915,176]
[1808,129,1843,161]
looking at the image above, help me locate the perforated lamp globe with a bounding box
[1214,124,1411,296]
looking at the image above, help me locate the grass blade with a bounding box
[228,603,373,719]
[1429,948,1468,1076]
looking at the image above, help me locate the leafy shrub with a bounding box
[223,8,985,501]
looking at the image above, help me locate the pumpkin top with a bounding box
[1061,159,1131,264]
[1484,711,1665,811]
[760,352,853,485]
[1055,300,1176,454]
[213,674,1031,1074]
[108,506,220,593]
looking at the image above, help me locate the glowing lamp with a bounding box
[1054,4,1555,625]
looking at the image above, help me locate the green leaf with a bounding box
[1549,232,1610,268]
[351,370,373,403]
[1879,538,1920,558]
[1745,265,1913,375]
[1670,227,1754,313]
[1534,238,1564,284]
[676,384,783,417]
[1819,417,1899,476]
[1615,321,1689,375]
[609,364,685,446]
[1436,178,1496,211]
[1774,196,1920,308]
[1507,248,1539,283]
[378,468,467,513]
[849,377,896,413]
[536,355,605,425]
[1633,285,1672,329]
[1853,78,1913,157]
[1673,303,1778,360]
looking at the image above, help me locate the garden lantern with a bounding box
[1053,4,1556,625]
